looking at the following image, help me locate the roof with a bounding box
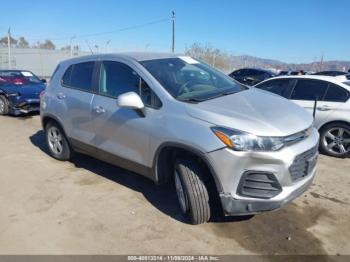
[263,74,350,90]
[230,67,276,75]
[60,52,182,65]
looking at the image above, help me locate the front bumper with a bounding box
[9,98,40,115]
[207,128,319,216]
[219,169,314,215]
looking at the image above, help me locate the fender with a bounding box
[41,112,68,136]
[152,142,224,193]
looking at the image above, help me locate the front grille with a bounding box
[289,146,318,182]
[237,171,282,199]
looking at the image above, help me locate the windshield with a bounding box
[0,71,42,86]
[140,57,245,102]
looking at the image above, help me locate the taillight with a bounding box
[40,91,46,100]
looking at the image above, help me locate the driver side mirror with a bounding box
[117,92,145,117]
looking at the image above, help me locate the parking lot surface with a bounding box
[0,114,349,255]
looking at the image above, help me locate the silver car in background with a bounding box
[40,53,319,224]
[255,75,350,158]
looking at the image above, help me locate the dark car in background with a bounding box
[312,71,348,77]
[229,68,275,86]
[0,70,46,116]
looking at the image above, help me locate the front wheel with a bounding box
[0,96,9,115]
[45,121,72,161]
[320,123,350,158]
[174,158,210,225]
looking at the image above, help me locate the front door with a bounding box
[90,60,162,175]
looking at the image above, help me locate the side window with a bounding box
[61,65,72,86]
[62,62,95,91]
[324,84,349,102]
[256,79,294,98]
[291,80,328,101]
[99,61,161,108]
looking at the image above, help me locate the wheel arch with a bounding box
[41,114,69,140]
[152,142,224,194]
[318,120,350,132]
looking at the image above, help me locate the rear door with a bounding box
[290,79,339,128]
[58,61,98,151]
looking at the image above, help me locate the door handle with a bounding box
[56,93,66,100]
[317,106,331,111]
[93,106,106,114]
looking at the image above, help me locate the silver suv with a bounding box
[40,53,319,224]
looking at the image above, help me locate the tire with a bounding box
[319,122,350,158]
[45,121,72,161]
[0,95,9,115]
[174,158,210,225]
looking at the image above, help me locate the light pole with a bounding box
[70,35,76,57]
[172,11,175,53]
[7,27,11,69]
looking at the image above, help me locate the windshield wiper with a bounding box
[178,97,203,103]
[202,91,237,101]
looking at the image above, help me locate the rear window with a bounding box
[324,84,349,102]
[0,71,41,85]
[61,62,94,91]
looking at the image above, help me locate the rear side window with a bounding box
[61,62,94,91]
[256,79,295,98]
[324,84,349,102]
[291,79,328,101]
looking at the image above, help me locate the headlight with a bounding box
[7,92,20,97]
[211,127,285,152]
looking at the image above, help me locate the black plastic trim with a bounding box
[237,171,282,199]
[152,142,224,193]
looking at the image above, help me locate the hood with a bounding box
[185,89,313,137]
[0,83,45,99]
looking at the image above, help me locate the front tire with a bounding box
[174,158,210,225]
[320,123,350,158]
[0,95,9,115]
[45,121,72,161]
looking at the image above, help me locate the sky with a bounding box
[0,0,349,63]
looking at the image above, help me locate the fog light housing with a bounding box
[237,171,282,199]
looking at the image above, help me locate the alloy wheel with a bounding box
[322,127,350,155]
[47,126,64,155]
[0,99,4,114]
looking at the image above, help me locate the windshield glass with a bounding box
[140,57,245,102]
[0,71,41,86]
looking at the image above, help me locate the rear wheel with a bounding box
[45,121,72,161]
[174,158,210,225]
[320,123,350,158]
[0,96,9,115]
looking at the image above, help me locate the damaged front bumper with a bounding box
[9,98,40,115]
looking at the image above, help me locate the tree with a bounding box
[39,39,56,50]
[17,37,29,48]
[0,36,17,46]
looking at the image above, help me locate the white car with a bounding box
[255,75,350,158]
